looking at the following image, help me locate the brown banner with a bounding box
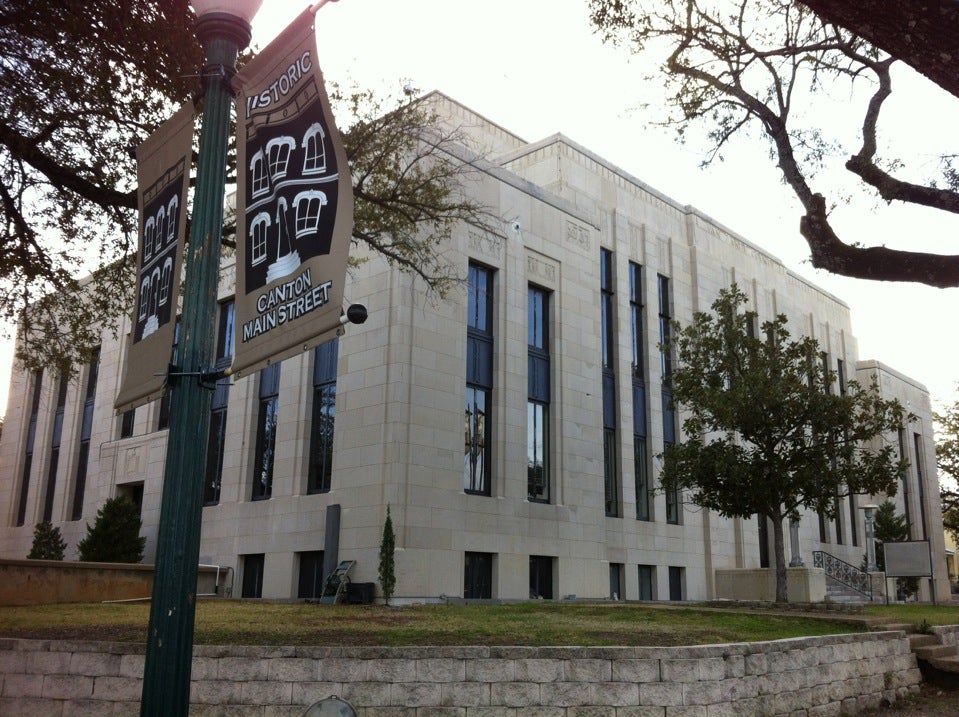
[230,9,353,377]
[115,104,193,413]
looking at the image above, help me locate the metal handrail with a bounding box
[812,550,872,599]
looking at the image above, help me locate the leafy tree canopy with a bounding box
[660,285,906,601]
[589,0,959,286]
[934,396,959,542]
[4,2,498,375]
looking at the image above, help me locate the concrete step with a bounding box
[914,644,956,660]
[871,622,913,633]
[909,634,940,648]
[928,655,959,672]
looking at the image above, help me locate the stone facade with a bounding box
[0,92,948,602]
[0,632,923,716]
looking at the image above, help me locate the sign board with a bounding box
[115,104,193,413]
[883,541,932,577]
[230,9,353,377]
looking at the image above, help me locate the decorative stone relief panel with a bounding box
[468,230,504,261]
[566,221,591,252]
[526,250,559,290]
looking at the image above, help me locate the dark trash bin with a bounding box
[346,582,375,604]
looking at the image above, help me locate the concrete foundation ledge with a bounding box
[0,629,928,716]
[714,567,827,603]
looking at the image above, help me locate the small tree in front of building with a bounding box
[872,500,919,600]
[378,505,396,605]
[77,495,146,563]
[27,521,67,560]
[660,286,907,603]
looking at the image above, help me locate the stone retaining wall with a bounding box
[0,632,921,716]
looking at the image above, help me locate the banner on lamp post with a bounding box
[115,104,193,414]
[230,9,353,377]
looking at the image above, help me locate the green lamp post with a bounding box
[139,1,262,715]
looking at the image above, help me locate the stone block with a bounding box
[662,705,707,716]
[463,707,517,717]
[217,656,271,681]
[118,653,145,678]
[268,657,317,682]
[611,659,660,683]
[589,681,638,706]
[660,659,700,683]
[614,707,669,717]
[744,653,767,676]
[490,682,540,707]
[319,658,371,682]
[92,676,142,702]
[390,681,442,707]
[373,659,417,682]
[418,658,466,682]
[341,680,391,706]
[290,680,342,705]
[467,659,516,682]
[189,679,244,705]
[638,682,683,707]
[240,678,293,705]
[70,651,121,676]
[441,681,490,707]
[41,673,93,700]
[566,658,611,682]
[2,673,42,698]
[514,659,564,683]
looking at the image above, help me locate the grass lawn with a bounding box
[1,601,956,648]
[0,601,870,647]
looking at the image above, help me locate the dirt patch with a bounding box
[866,684,959,716]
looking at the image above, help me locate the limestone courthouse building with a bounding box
[0,93,949,602]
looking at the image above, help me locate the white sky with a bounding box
[1,0,957,417]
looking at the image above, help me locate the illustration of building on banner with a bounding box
[136,181,183,342]
[245,107,339,290]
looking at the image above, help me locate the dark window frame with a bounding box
[527,285,550,503]
[251,363,281,501]
[465,263,494,497]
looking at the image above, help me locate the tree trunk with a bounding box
[771,514,789,603]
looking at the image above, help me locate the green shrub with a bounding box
[378,505,396,605]
[77,496,146,563]
[27,521,67,560]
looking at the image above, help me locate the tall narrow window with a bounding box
[241,553,265,598]
[251,363,281,500]
[668,566,685,601]
[601,249,619,517]
[464,551,493,599]
[42,375,69,523]
[205,301,234,506]
[465,263,493,496]
[529,555,554,599]
[70,347,99,520]
[120,409,135,439]
[16,370,43,527]
[630,263,650,520]
[758,515,770,568]
[157,320,180,430]
[659,275,679,524]
[898,428,912,536]
[527,286,550,502]
[609,563,623,600]
[297,550,325,599]
[308,338,338,494]
[914,433,929,540]
[638,564,655,601]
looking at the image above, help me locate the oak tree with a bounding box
[590,0,959,286]
[660,286,906,602]
[3,1,497,374]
